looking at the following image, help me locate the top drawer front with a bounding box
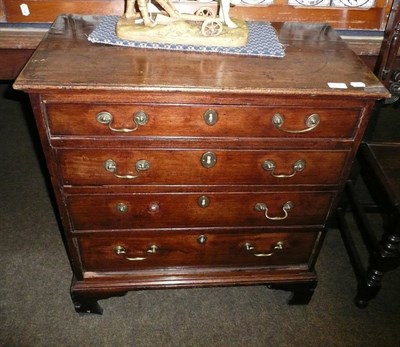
[46,103,360,139]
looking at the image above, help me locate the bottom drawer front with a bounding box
[78,231,319,272]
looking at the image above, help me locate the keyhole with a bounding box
[201,152,217,168]
[203,109,218,126]
[198,196,209,208]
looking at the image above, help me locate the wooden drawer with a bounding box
[77,230,320,271]
[67,191,333,230]
[46,103,360,139]
[58,148,348,186]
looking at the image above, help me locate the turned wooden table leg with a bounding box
[355,213,400,308]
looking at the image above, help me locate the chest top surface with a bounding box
[14,14,387,99]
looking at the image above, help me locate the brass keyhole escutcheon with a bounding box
[197,235,207,244]
[201,152,217,168]
[116,202,128,213]
[148,202,160,213]
[203,109,218,126]
[198,196,210,208]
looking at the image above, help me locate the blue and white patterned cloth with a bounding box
[88,15,285,58]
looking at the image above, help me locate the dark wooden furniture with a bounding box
[1,0,398,80]
[340,144,400,308]
[375,0,400,101]
[14,15,388,314]
[337,0,400,308]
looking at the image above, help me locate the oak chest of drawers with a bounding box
[14,15,388,314]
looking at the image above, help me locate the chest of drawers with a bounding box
[14,15,388,314]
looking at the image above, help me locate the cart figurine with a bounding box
[123,0,239,37]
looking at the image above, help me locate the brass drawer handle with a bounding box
[272,113,320,133]
[114,244,158,261]
[96,110,148,133]
[244,241,284,257]
[262,159,306,178]
[255,201,293,220]
[103,159,150,179]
